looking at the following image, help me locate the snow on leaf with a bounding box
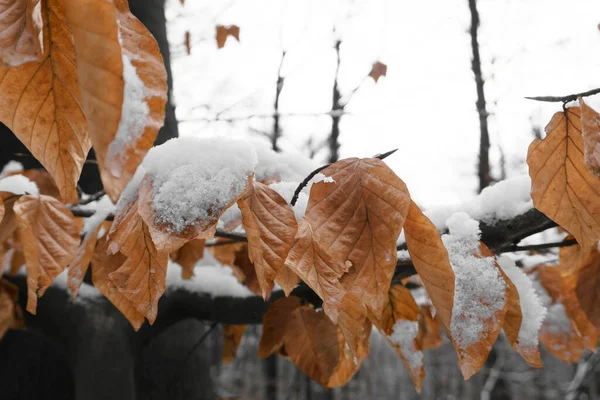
[403,201,454,335]
[527,107,600,248]
[303,157,410,317]
[442,212,509,379]
[0,0,43,66]
[497,255,545,367]
[0,0,91,203]
[238,181,298,300]
[13,194,79,314]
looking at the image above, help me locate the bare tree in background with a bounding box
[468,0,492,192]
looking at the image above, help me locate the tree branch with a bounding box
[526,87,600,103]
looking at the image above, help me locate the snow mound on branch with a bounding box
[167,261,253,297]
[497,256,546,348]
[82,195,115,235]
[443,212,507,348]
[0,175,39,196]
[426,175,533,230]
[252,141,319,183]
[143,137,257,233]
[389,319,423,374]
[0,161,23,177]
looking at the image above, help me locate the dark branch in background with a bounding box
[468,0,492,193]
[271,51,286,152]
[496,239,577,254]
[526,87,600,103]
[328,39,343,163]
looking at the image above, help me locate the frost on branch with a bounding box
[443,212,508,379]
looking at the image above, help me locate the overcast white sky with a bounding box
[165,0,600,208]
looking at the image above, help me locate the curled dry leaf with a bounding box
[210,239,244,267]
[170,238,205,279]
[215,25,239,48]
[0,0,43,66]
[403,201,454,334]
[222,324,247,364]
[528,107,600,248]
[0,0,91,203]
[368,61,387,82]
[258,296,302,358]
[284,220,347,323]
[231,243,261,296]
[0,279,24,339]
[283,305,341,386]
[92,237,145,330]
[64,0,167,202]
[580,97,600,177]
[302,157,410,317]
[327,324,371,388]
[238,181,298,300]
[13,194,79,314]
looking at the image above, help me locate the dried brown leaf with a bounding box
[528,107,600,248]
[0,0,43,66]
[303,157,410,317]
[215,25,239,48]
[580,97,600,177]
[575,246,600,331]
[275,265,299,296]
[68,224,101,300]
[258,296,302,358]
[327,324,371,388]
[92,236,145,330]
[222,324,247,364]
[0,0,91,203]
[238,181,298,299]
[13,194,79,314]
[368,61,387,82]
[417,305,443,350]
[0,279,24,339]
[170,238,205,279]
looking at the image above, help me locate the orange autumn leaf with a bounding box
[275,265,299,296]
[210,239,244,267]
[222,324,247,364]
[370,284,419,336]
[527,107,600,248]
[0,279,24,339]
[64,0,167,202]
[0,0,43,66]
[258,296,302,358]
[231,243,261,296]
[0,0,91,203]
[13,194,79,314]
[403,201,454,334]
[283,305,341,386]
[215,25,239,48]
[336,293,371,356]
[575,246,600,331]
[417,305,443,350]
[327,324,371,388]
[238,181,298,300]
[368,61,387,82]
[170,238,205,279]
[303,157,410,317]
[284,220,347,323]
[92,236,145,330]
[68,224,102,300]
[580,97,600,177]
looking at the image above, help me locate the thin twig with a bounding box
[290,164,331,206]
[481,350,505,400]
[525,87,600,103]
[496,239,577,254]
[374,149,398,160]
[566,349,600,400]
[78,190,106,205]
[179,110,352,124]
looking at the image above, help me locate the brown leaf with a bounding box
[64,0,166,202]
[184,31,191,55]
[170,238,205,279]
[283,305,341,386]
[284,220,347,323]
[368,61,387,82]
[138,175,252,253]
[0,0,43,66]
[222,324,247,364]
[575,246,600,331]
[275,265,299,296]
[336,293,371,356]
[580,98,600,177]
[527,107,600,248]
[303,157,410,317]
[210,239,244,267]
[215,25,239,48]
[13,194,79,314]
[0,279,24,339]
[108,218,168,324]
[327,324,371,388]
[91,236,145,330]
[370,284,424,391]
[403,201,454,334]
[0,0,91,203]
[231,244,261,296]
[238,181,298,299]
[258,296,302,358]
[417,305,443,350]
[68,224,101,300]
